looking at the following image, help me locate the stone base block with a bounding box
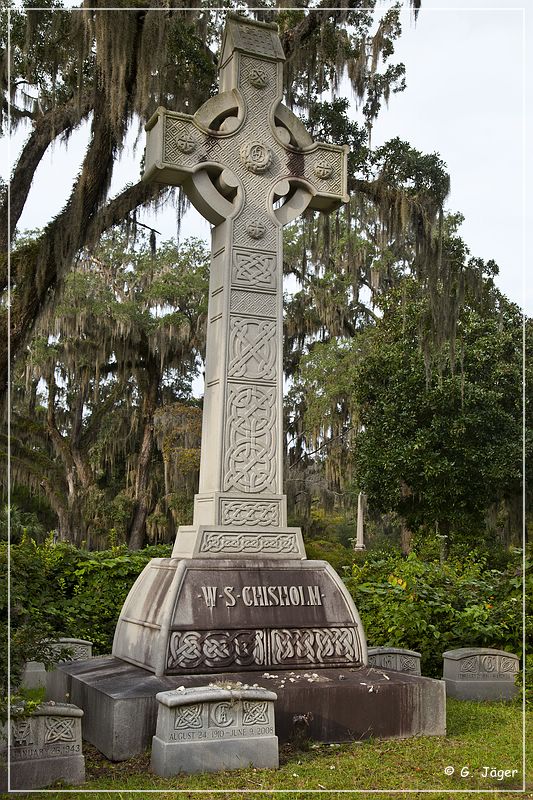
[10,754,85,790]
[60,656,445,761]
[444,678,518,701]
[151,734,279,775]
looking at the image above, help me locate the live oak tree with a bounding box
[291,225,530,551]
[2,0,424,407]
[5,234,209,548]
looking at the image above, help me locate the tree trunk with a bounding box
[400,522,412,555]
[128,358,159,550]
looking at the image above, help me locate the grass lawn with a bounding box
[6,699,531,800]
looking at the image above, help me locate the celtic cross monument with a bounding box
[114,14,367,678]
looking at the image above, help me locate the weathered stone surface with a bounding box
[9,703,85,790]
[151,684,278,775]
[61,656,445,761]
[367,647,422,675]
[443,647,519,700]
[113,558,367,675]
[47,639,93,702]
[143,12,348,556]
[21,661,47,691]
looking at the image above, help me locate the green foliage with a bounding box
[344,546,530,677]
[2,536,172,722]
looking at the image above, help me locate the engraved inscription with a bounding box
[174,704,203,729]
[233,250,276,287]
[224,384,276,493]
[228,318,276,381]
[199,583,321,607]
[220,500,280,527]
[231,290,276,317]
[211,702,234,727]
[44,717,75,744]
[242,701,268,725]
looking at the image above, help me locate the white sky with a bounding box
[2,0,531,314]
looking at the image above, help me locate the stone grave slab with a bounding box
[151,684,278,775]
[47,638,93,702]
[60,655,445,761]
[21,661,47,691]
[9,703,85,790]
[367,647,422,675]
[443,648,519,700]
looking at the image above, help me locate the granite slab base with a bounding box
[60,656,445,761]
[10,754,85,791]
[151,735,279,775]
[444,678,518,701]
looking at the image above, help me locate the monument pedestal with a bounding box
[60,656,446,761]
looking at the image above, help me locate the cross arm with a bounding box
[143,98,243,226]
[301,142,350,212]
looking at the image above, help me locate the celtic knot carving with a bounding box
[224,385,276,493]
[12,719,33,746]
[228,318,276,381]
[248,67,269,88]
[201,531,298,554]
[174,704,203,729]
[167,630,265,671]
[240,141,272,174]
[460,656,478,673]
[271,627,359,665]
[500,657,518,673]
[313,160,333,180]
[245,221,266,239]
[164,119,198,165]
[220,500,280,527]
[399,656,417,672]
[233,250,276,287]
[44,717,75,743]
[166,628,361,672]
[243,701,268,725]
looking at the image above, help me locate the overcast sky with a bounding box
[2,0,531,314]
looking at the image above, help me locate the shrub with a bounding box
[344,546,530,677]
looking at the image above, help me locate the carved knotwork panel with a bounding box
[224,384,276,493]
[220,499,280,527]
[200,531,298,555]
[228,318,276,381]
[44,717,75,743]
[232,249,277,288]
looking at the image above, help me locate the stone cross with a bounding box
[144,14,348,559]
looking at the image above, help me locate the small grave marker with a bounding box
[9,703,85,790]
[151,684,278,775]
[367,647,422,675]
[443,647,519,700]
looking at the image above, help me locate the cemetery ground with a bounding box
[6,698,530,798]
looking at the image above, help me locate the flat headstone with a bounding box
[443,648,519,701]
[9,702,85,790]
[46,639,93,702]
[367,647,422,675]
[151,683,278,775]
